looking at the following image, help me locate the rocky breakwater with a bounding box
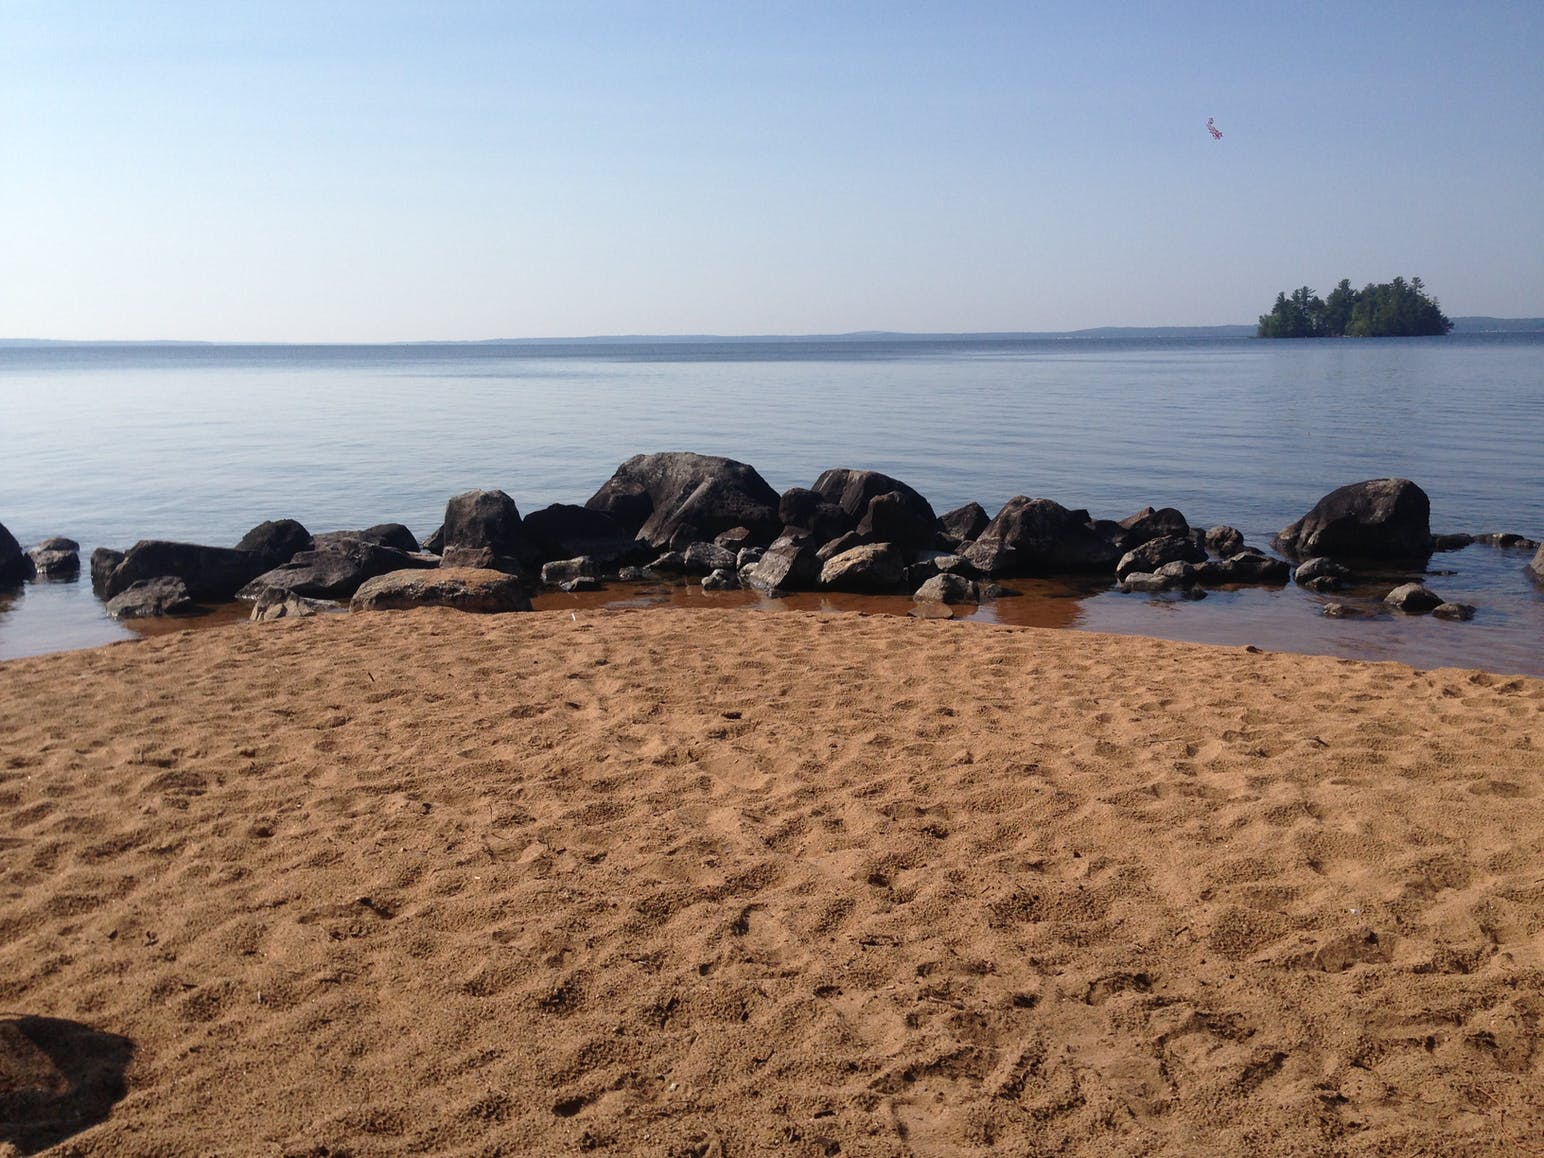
[21,461,1538,631]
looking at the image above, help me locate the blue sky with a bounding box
[3,1,1540,340]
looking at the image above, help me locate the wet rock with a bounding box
[1294,556,1351,592]
[1274,478,1432,562]
[1120,572,1175,594]
[90,548,124,596]
[1116,534,1206,580]
[701,568,739,591]
[27,537,80,578]
[0,522,30,585]
[683,541,737,575]
[250,591,338,622]
[1119,506,1190,549]
[963,497,1122,577]
[743,541,819,594]
[540,557,597,586]
[558,577,604,593]
[105,577,195,619]
[1430,533,1474,552]
[1476,532,1540,550]
[1432,602,1476,621]
[1384,583,1444,614]
[1205,525,1245,557]
[913,573,979,604]
[350,567,533,614]
[1216,552,1291,584]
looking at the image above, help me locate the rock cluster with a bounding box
[3,466,1532,624]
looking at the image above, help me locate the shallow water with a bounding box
[2,335,1541,673]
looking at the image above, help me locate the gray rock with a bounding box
[541,557,598,585]
[1120,572,1175,593]
[683,541,737,575]
[1432,601,1476,621]
[819,542,906,593]
[913,573,979,604]
[1217,552,1291,584]
[644,551,688,575]
[558,577,604,592]
[701,568,740,591]
[1116,535,1206,580]
[816,530,868,562]
[250,591,338,622]
[439,489,537,573]
[714,526,754,550]
[240,538,435,601]
[1294,556,1351,591]
[937,503,990,550]
[744,541,819,594]
[1384,583,1444,614]
[586,452,781,548]
[105,576,195,619]
[27,537,81,577]
[1274,478,1432,562]
[104,540,266,602]
[350,567,533,614]
[962,497,1122,577]
[1205,526,1245,557]
[735,547,764,570]
[810,468,937,552]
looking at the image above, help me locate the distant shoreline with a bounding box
[3,318,1540,347]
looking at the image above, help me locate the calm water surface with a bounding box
[2,335,1541,673]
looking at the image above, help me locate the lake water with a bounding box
[2,335,1541,674]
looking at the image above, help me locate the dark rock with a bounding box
[644,551,688,575]
[356,523,421,553]
[736,547,765,571]
[1477,531,1540,550]
[1432,602,1476,621]
[239,539,434,601]
[1154,560,1201,585]
[423,525,445,555]
[105,577,195,620]
[1384,583,1444,614]
[618,566,654,582]
[744,541,819,594]
[819,542,907,593]
[540,557,597,585]
[913,573,979,604]
[1116,535,1206,580]
[937,503,990,549]
[558,577,604,593]
[250,591,338,622]
[235,519,313,567]
[27,538,81,578]
[1205,526,1245,557]
[350,567,533,614]
[90,548,125,596]
[683,541,737,575]
[701,568,740,591]
[857,490,938,553]
[810,469,937,552]
[962,497,1122,577]
[1216,552,1291,584]
[1430,533,1474,552]
[0,522,32,585]
[104,540,266,602]
[979,582,1021,599]
[1119,506,1190,548]
[522,504,642,566]
[1274,479,1433,562]
[714,526,754,550]
[816,531,868,562]
[1294,556,1351,592]
[440,489,537,573]
[586,453,781,548]
[905,559,941,588]
[778,488,851,545]
[1321,602,1370,619]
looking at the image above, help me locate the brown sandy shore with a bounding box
[2,608,1541,1157]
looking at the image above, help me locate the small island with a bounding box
[1257,276,1453,338]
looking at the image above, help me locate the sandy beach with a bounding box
[2,607,1541,1156]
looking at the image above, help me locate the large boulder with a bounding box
[239,538,435,601]
[777,488,849,544]
[819,542,907,593]
[810,469,937,552]
[1274,479,1433,562]
[0,522,35,585]
[585,453,781,549]
[234,520,314,568]
[350,568,533,614]
[439,489,538,573]
[103,540,266,602]
[105,577,196,620]
[961,497,1123,577]
[522,504,642,566]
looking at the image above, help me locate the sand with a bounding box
[1,607,1541,1157]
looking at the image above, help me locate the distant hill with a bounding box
[1449,316,1544,333]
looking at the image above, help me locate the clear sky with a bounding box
[3,1,1541,341]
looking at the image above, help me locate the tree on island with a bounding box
[1257,276,1452,338]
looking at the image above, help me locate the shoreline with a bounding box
[3,607,1541,1153]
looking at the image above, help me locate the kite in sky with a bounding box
[1207,117,1223,140]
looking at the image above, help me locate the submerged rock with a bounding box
[1384,583,1444,614]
